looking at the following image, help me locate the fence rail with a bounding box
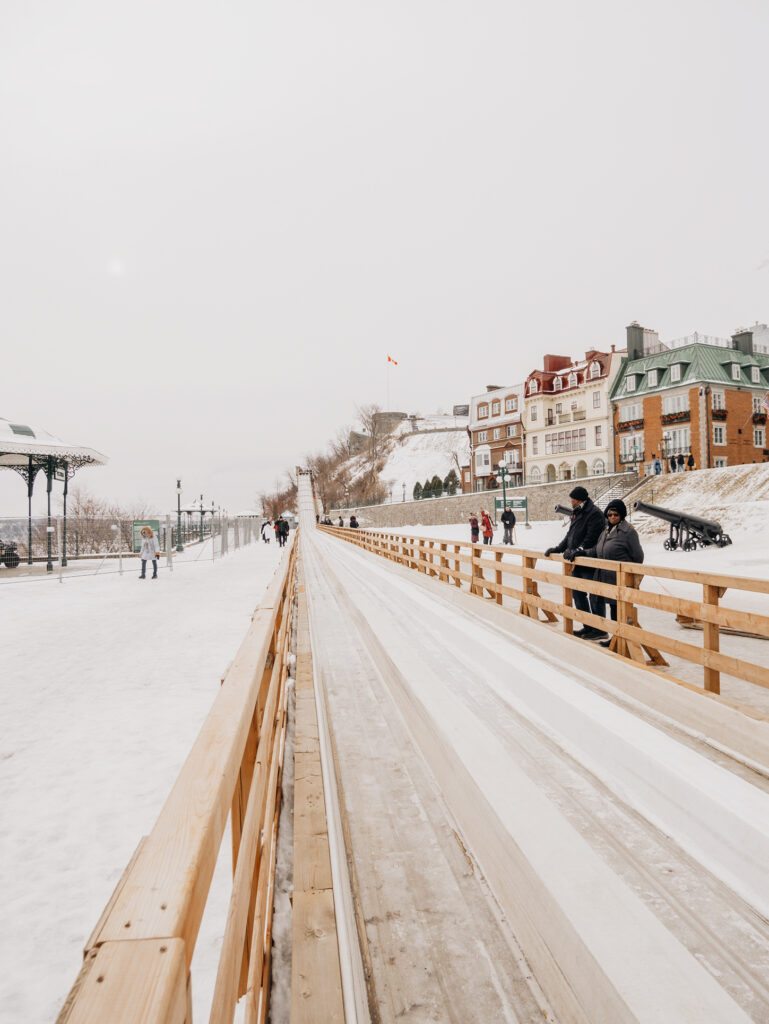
[319,526,769,699]
[57,533,297,1024]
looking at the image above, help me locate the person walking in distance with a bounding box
[349,515,359,528]
[276,515,289,548]
[481,509,494,545]
[653,458,662,475]
[676,451,685,473]
[338,516,344,528]
[543,485,604,638]
[501,506,517,544]
[687,453,695,471]
[260,519,272,544]
[668,455,676,474]
[138,525,160,580]
[469,513,479,544]
[566,499,644,647]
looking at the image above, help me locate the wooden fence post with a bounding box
[495,550,503,606]
[562,561,574,634]
[703,584,721,693]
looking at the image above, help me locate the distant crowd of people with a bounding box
[652,452,695,474]
[260,515,290,548]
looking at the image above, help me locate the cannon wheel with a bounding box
[683,538,697,552]
[719,534,732,547]
[663,539,676,551]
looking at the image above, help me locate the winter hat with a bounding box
[604,499,628,520]
[569,485,589,502]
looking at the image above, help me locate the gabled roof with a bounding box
[609,343,769,401]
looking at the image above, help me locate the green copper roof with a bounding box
[609,343,769,401]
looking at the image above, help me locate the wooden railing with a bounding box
[58,535,298,1024]
[319,526,769,699]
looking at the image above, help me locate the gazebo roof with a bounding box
[0,417,108,468]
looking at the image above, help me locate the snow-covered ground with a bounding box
[0,540,285,1024]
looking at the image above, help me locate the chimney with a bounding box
[732,328,753,356]
[626,322,644,362]
[542,354,572,373]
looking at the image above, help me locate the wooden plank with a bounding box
[62,939,188,1024]
[290,893,345,1024]
[703,584,721,694]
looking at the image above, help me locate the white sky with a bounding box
[1,0,767,514]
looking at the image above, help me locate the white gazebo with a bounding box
[0,417,108,569]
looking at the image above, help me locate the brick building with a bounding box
[609,323,769,474]
[522,350,623,483]
[467,383,525,492]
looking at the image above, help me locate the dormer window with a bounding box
[647,369,658,387]
[751,366,761,384]
[505,396,518,412]
[553,377,562,391]
[732,363,741,381]
[670,364,681,382]
[590,361,601,378]
[478,403,489,418]
[491,400,500,415]
[625,375,636,392]
[529,380,538,394]
[568,372,577,388]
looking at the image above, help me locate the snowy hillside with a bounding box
[347,414,470,498]
[630,463,769,545]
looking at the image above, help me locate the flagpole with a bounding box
[387,361,390,410]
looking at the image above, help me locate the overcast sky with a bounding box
[1,0,767,515]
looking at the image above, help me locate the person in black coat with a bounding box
[568,498,644,646]
[544,486,605,630]
[687,453,695,471]
[349,515,359,528]
[676,452,685,472]
[276,515,290,547]
[501,507,517,545]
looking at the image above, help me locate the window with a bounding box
[620,432,644,460]
[712,391,725,410]
[665,427,691,452]
[506,424,517,438]
[731,363,741,381]
[619,402,642,422]
[478,403,489,418]
[492,428,501,440]
[755,427,765,448]
[571,401,578,411]
[593,458,606,475]
[478,430,487,442]
[531,436,539,455]
[491,401,501,416]
[530,466,541,483]
[475,447,491,471]
[590,361,601,378]
[625,375,636,391]
[505,396,518,412]
[670,364,681,382]
[553,377,562,391]
[713,425,726,445]
[714,457,728,468]
[555,403,563,414]
[594,425,602,446]
[476,480,485,492]
[530,405,538,422]
[754,396,762,413]
[751,366,761,384]
[647,369,658,387]
[544,429,587,455]
[529,380,539,394]
[662,394,689,414]
[568,372,577,388]
[593,392,600,408]
[463,470,469,481]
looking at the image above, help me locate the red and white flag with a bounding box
[762,392,769,415]
[387,355,398,365]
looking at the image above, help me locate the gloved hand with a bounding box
[563,548,576,561]
[543,547,555,558]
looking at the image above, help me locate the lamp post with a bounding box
[176,479,184,552]
[402,482,406,502]
[344,487,349,509]
[199,494,204,543]
[497,464,509,526]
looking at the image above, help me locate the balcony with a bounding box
[558,414,571,424]
[572,409,586,421]
[661,410,690,425]
[617,418,644,433]
[753,412,767,425]
[711,408,727,421]
[620,450,645,465]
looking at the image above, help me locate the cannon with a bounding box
[0,540,20,568]
[633,500,732,551]
[554,503,573,518]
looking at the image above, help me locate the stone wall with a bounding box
[337,471,638,528]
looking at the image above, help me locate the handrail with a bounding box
[318,526,769,700]
[57,534,298,1024]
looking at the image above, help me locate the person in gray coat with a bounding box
[566,498,644,646]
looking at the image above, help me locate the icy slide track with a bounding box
[301,527,769,1024]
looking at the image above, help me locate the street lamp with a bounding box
[497,464,509,524]
[402,482,406,502]
[176,479,184,552]
[199,494,204,543]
